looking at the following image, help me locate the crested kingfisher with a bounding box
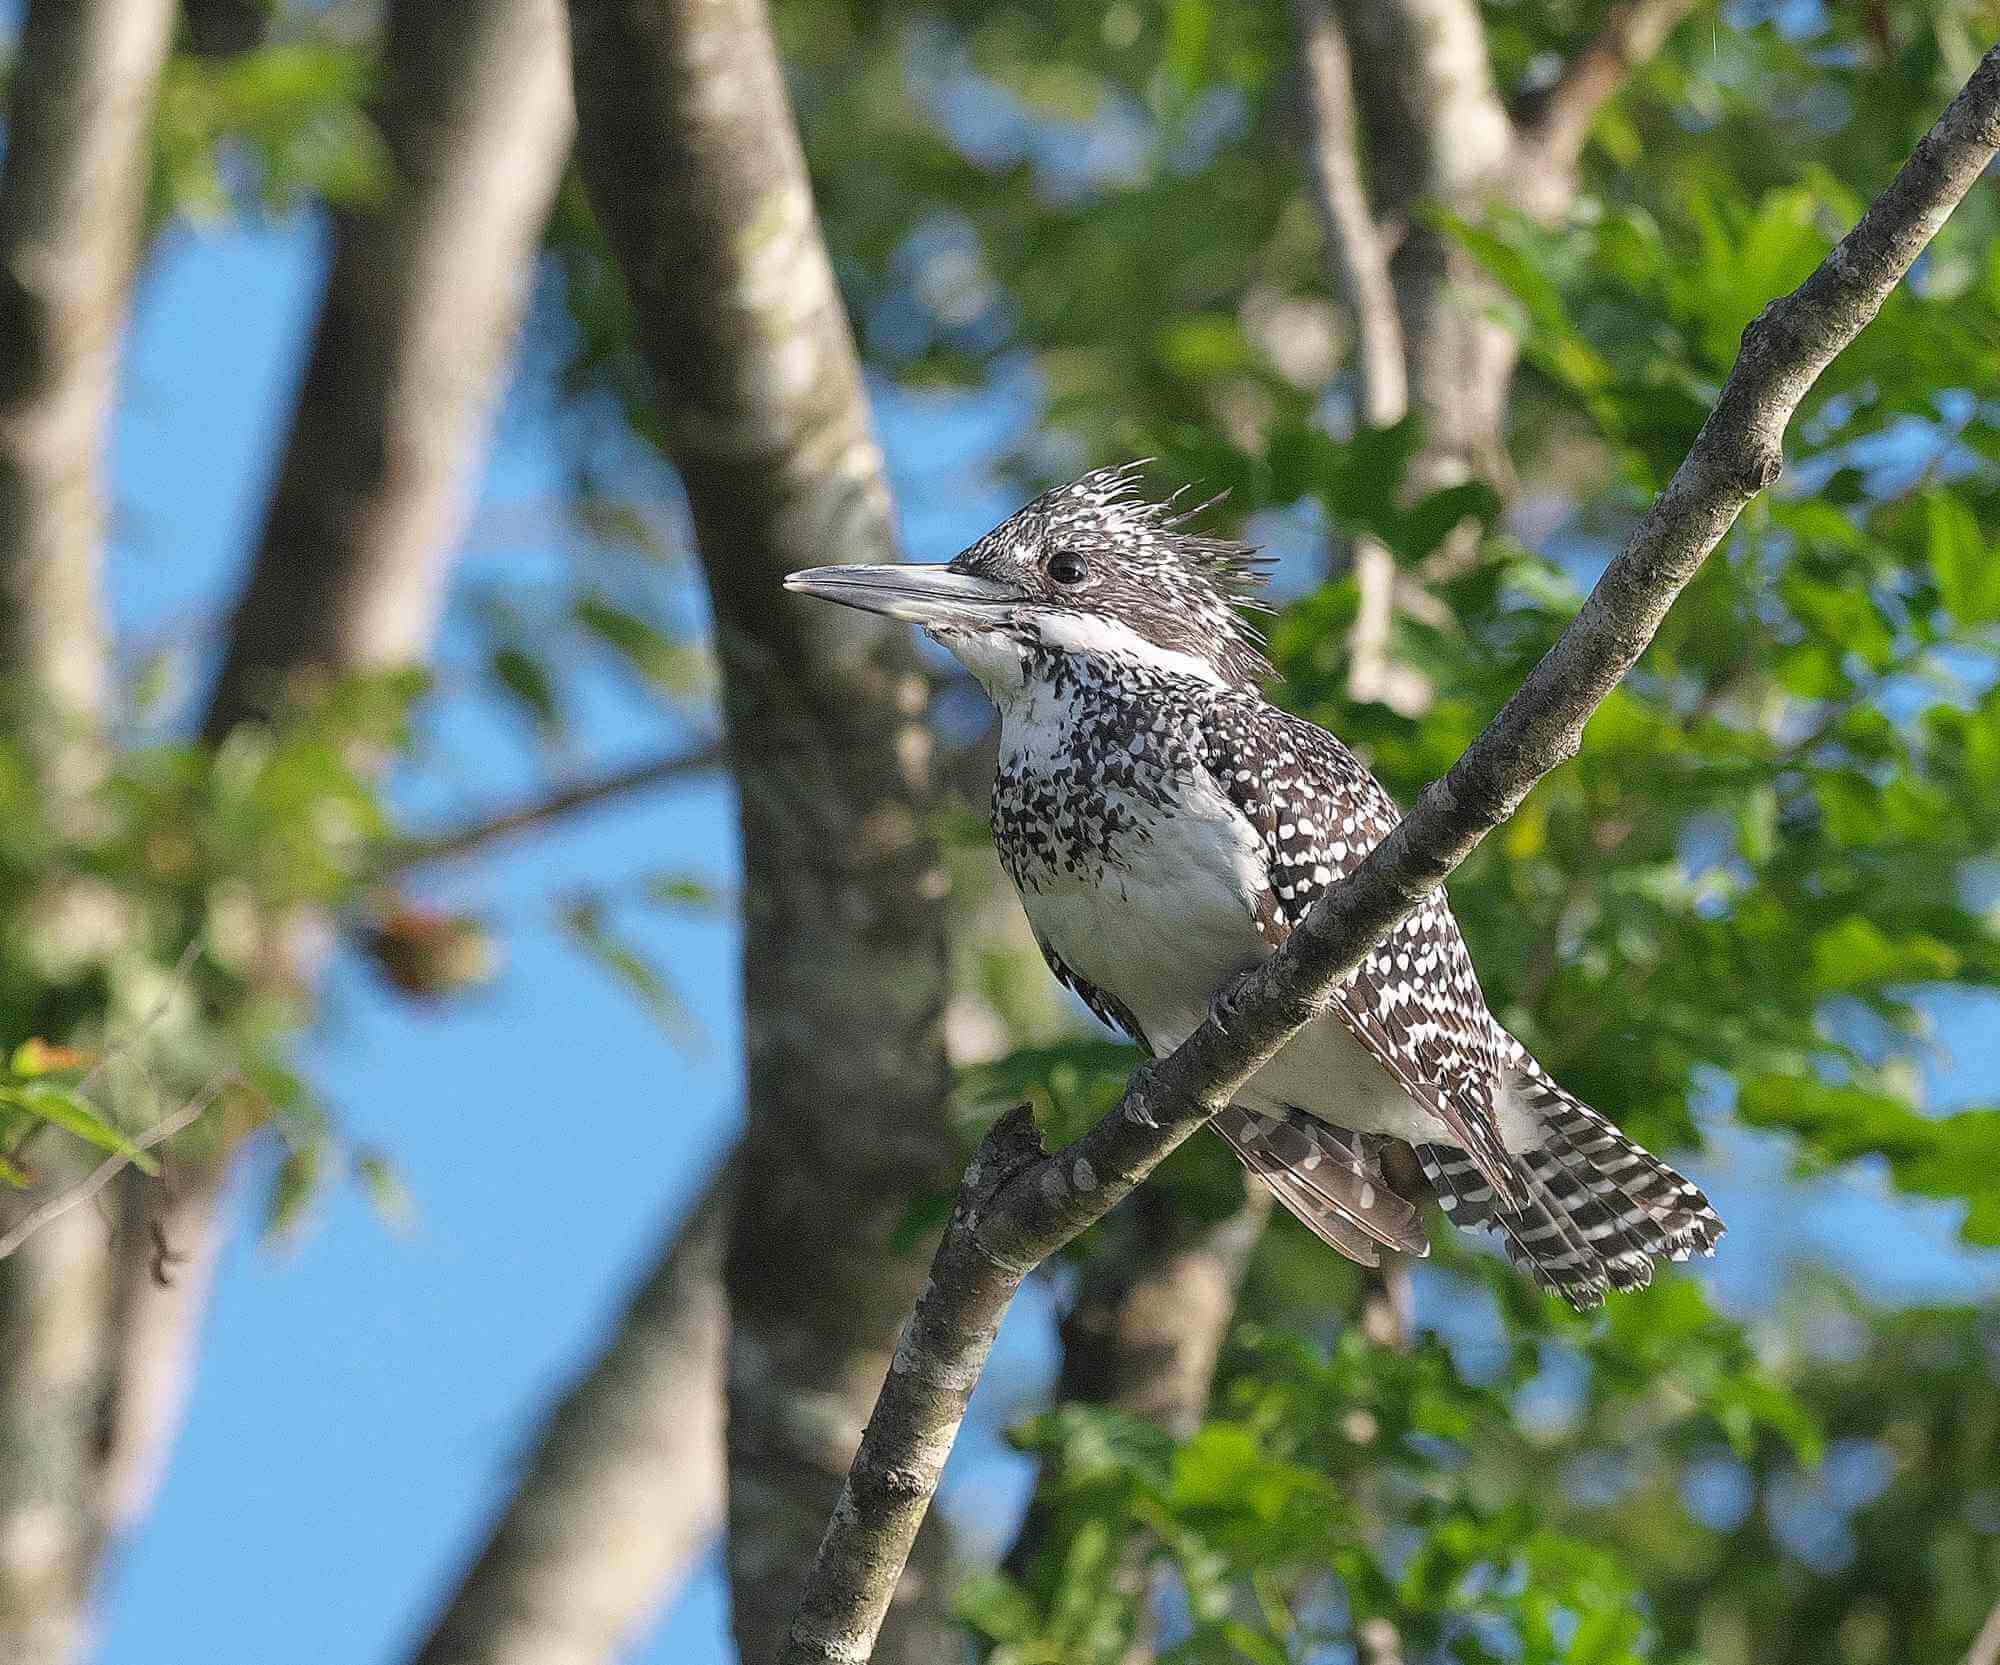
[786,465,1722,1307]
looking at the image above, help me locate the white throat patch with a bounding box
[1029,611,1226,687]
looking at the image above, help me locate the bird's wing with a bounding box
[1030,929,1152,1049]
[1212,1105,1429,1262]
[1194,695,1520,1207]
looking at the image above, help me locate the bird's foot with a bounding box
[1207,964,1262,1033]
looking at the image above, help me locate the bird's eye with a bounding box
[1046,551,1090,585]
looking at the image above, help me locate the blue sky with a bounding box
[55,196,2000,1665]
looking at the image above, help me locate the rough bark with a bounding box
[566,1,964,1660]
[98,0,576,1597]
[0,7,176,1662]
[409,1166,733,1665]
[779,46,2000,1661]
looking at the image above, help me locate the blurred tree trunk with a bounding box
[202,0,573,736]
[0,7,177,1663]
[0,0,173,791]
[564,1,966,1660]
[101,0,575,1567]
[1338,0,1519,500]
[0,5,572,1660]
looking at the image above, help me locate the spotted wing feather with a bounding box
[1194,697,1519,1206]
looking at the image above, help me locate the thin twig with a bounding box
[0,1079,230,1262]
[778,45,2000,1664]
[384,739,726,870]
[9,934,206,1169]
[72,934,204,1105]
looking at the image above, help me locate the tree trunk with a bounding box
[0,6,177,1661]
[204,0,574,736]
[1336,0,1517,498]
[410,1166,733,1665]
[566,0,966,1658]
[0,0,174,788]
[98,0,576,1617]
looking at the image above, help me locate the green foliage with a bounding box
[152,39,386,223]
[0,670,423,1229]
[663,0,2000,1656]
[970,1286,1818,1664]
[103,0,2000,1657]
[559,893,704,1053]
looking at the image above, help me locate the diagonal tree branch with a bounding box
[778,44,2000,1663]
[385,739,727,871]
[409,1161,734,1665]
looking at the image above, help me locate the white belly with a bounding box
[1021,772,1264,1048]
[1016,765,1446,1146]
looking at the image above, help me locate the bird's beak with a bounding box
[782,563,1016,628]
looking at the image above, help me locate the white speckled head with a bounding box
[947,464,1273,691]
[784,464,1273,702]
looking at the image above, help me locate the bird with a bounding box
[784,464,1723,1308]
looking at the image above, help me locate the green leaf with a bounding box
[573,595,707,696]
[265,1135,326,1240]
[559,897,703,1052]
[888,1187,953,1255]
[355,1150,417,1235]
[0,1085,159,1175]
[1925,489,2000,625]
[644,871,728,913]
[490,645,563,736]
[1396,479,1499,562]
[1808,915,1960,993]
[953,1569,1041,1644]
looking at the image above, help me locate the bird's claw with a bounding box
[1207,965,1261,1032]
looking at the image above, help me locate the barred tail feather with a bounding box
[1414,1143,1614,1308]
[1213,1106,1429,1268]
[1502,1051,1725,1263]
[1416,1058,1725,1312]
